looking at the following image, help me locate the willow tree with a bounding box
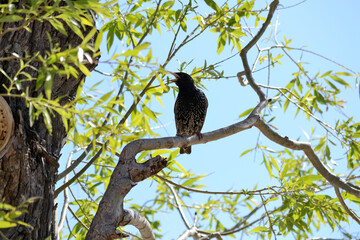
[0,0,359,239]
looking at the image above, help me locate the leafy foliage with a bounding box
[0,198,40,231]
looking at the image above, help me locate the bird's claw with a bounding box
[195,132,203,139]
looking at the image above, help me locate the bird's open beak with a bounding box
[168,71,180,82]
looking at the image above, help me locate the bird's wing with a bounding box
[203,91,208,110]
[174,97,184,135]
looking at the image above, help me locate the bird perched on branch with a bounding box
[169,72,208,154]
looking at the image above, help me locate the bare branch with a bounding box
[334,187,360,225]
[120,100,268,160]
[156,174,316,196]
[57,150,76,238]
[177,213,206,240]
[260,194,277,239]
[55,147,102,197]
[68,206,89,231]
[178,226,204,240]
[164,180,192,230]
[122,210,155,240]
[138,0,162,46]
[240,0,279,101]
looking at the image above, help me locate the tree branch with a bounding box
[177,213,206,240]
[334,187,360,225]
[121,210,155,240]
[85,99,268,239]
[164,181,192,230]
[254,119,360,198]
[240,0,279,101]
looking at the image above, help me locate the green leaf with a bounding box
[231,29,245,38]
[0,14,23,22]
[250,226,269,233]
[0,220,17,229]
[204,0,221,12]
[280,163,289,179]
[315,209,325,225]
[329,75,351,88]
[180,21,187,32]
[0,203,15,210]
[298,175,323,185]
[100,91,114,103]
[95,27,105,51]
[269,154,279,172]
[314,90,326,104]
[162,0,174,9]
[182,175,205,187]
[283,93,291,112]
[106,24,115,52]
[325,79,339,92]
[320,71,332,78]
[191,16,204,27]
[44,73,53,99]
[240,148,253,157]
[217,34,226,54]
[64,0,76,10]
[143,105,158,122]
[79,64,91,76]
[42,109,52,133]
[65,19,84,39]
[8,210,23,219]
[82,27,97,45]
[121,42,151,57]
[239,108,253,118]
[335,72,354,77]
[171,160,187,173]
[48,18,68,36]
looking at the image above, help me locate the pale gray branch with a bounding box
[122,210,155,240]
[177,227,204,240]
[254,119,360,198]
[240,0,279,101]
[57,150,76,238]
[164,181,192,229]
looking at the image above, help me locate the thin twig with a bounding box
[334,187,360,225]
[57,150,75,237]
[156,174,316,196]
[260,193,277,239]
[68,187,92,224]
[68,206,89,230]
[55,146,103,197]
[65,216,75,240]
[138,0,162,46]
[259,82,346,145]
[164,181,192,229]
[240,0,279,101]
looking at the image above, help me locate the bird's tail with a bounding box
[180,146,191,154]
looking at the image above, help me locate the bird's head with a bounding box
[168,72,196,91]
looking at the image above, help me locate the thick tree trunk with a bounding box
[0,2,97,239]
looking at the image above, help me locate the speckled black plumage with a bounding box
[171,72,208,154]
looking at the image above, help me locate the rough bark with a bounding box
[0,1,97,239]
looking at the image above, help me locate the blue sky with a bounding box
[57,0,360,239]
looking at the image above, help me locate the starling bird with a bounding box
[169,72,208,154]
